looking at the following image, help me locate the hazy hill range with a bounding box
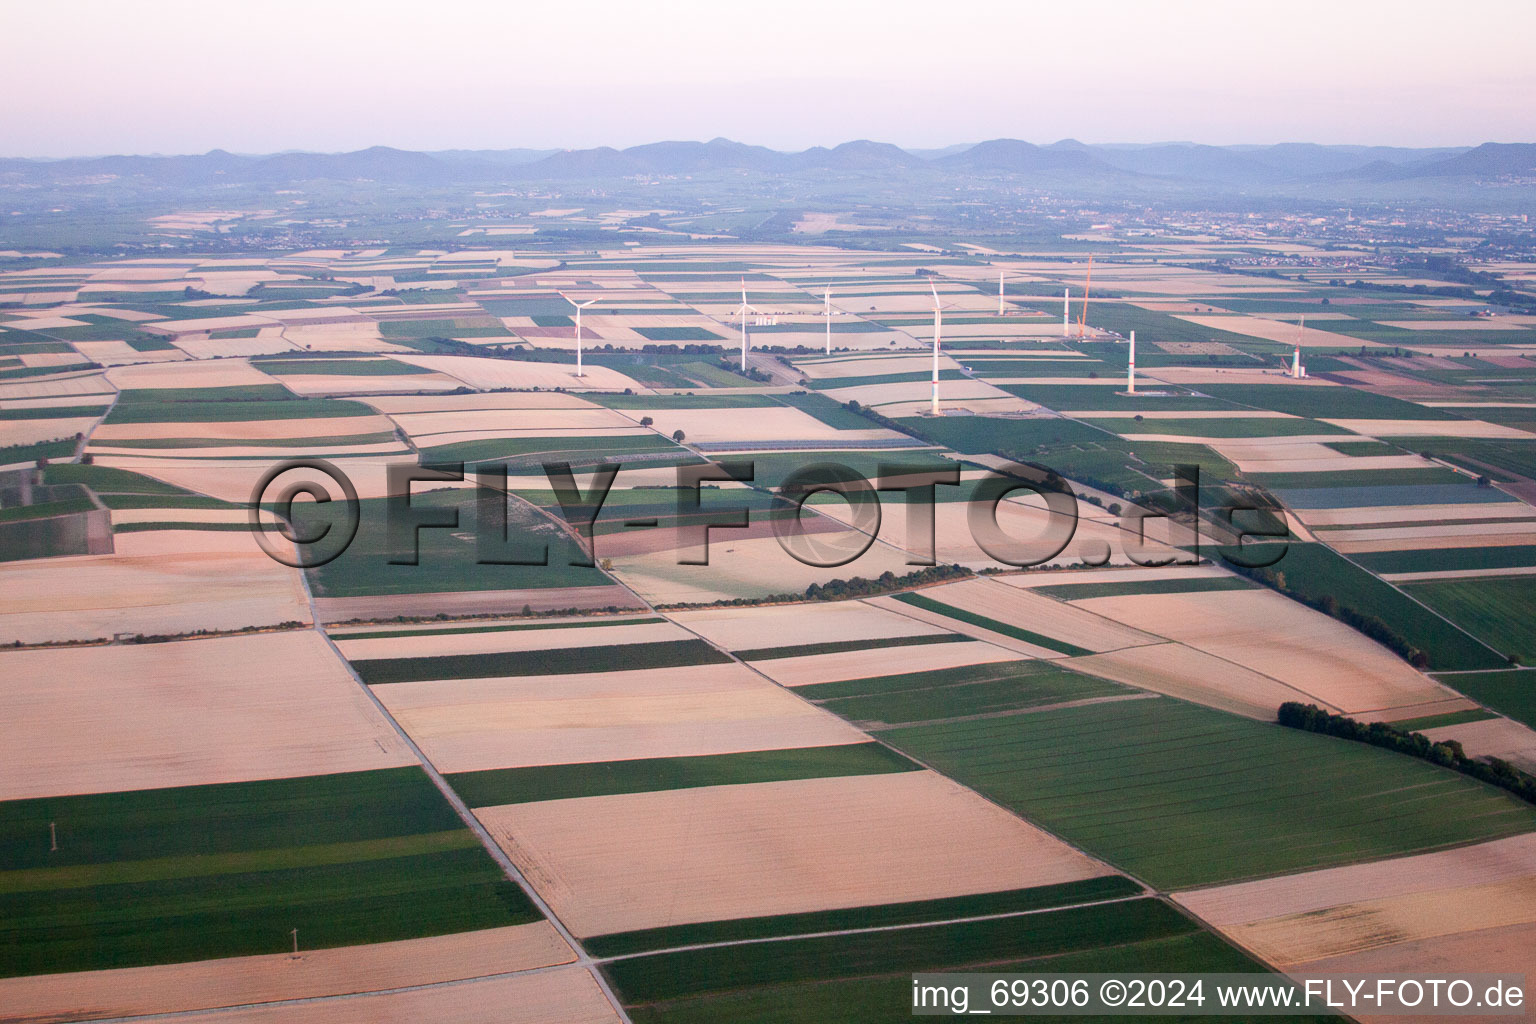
[9,139,1534,189]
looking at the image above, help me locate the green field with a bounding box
[1197,382,1458,420]
[114,385,296,403]
[1382,708,1499,732]
[592,393,782,410]
[43,463,193,495]
[732,633,968,661]
[878,697,1536,889]
[418,433,681,466]
[1351,544,1536,575]
[330,615,665,641]
[896,415,1108,456]
[606,899,1331,1023]
[810,369,968,390]
[1031,576,1256,600]
[297,490,610,597]
[97,432,400,450]
[379,318,511,338]
[772,391,873,429]
[1433,669,1536,730]
[0,438,76,465]
[1082,417,1351,438]
[255,358,422,376]
[1248,543,1507,671]
[105,398,372,424]
[1275,483,1513,508]
[0,404,108,421]
[447,743,919,808]
[1249,466,1469,489]
[995,384,1231,412]
[1402,576,1536,664]
[352,638,731,684]
[891,591,1093,656]
[634,327,726,342]
[588,875,1140,957]
[799,660,1125,727]
[0,767,538,976]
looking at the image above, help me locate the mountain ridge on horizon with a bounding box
[2,138,1531,188]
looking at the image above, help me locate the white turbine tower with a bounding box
[1292,316,1306,378]
[1062,288,1070,336]
[998,271,1006,316]
[1126,330,1137,395]
[560,293,597,377]
[929,280,952,416]
[823,286,834,355]
[732,278,762,372]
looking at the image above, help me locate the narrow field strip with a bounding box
[448,743,917,807]
[891,591,1095,657]
[352,639,732,684]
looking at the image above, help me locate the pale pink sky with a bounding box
[3,0,1532,157]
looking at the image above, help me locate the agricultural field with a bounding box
[5,236,1536,1021]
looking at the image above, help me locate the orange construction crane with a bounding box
[1077,254,1093,339]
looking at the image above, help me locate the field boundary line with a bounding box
[595,892,1150,963]
[298,575,635,1024]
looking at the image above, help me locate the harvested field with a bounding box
[1321,418,1534,438]
[477,770,1112,936]
[611,533,917,606]
[746,639,1021,687]
[390,406,636,440]
[393,353,647,392]
[372,662,868,773]
[336,618,689,661]
[364,391,601,415]
[1174,833,1536,969]
[0,415,96,447]
[1420,716,1536,772]
[1296,502,1536,526]
[1066,642,1321,719]
[810,494,1154,571]
[619,405,901,444]
[0,373,112,400]
[1175,314,1367,347]
[125,968,623,1024]
[1071,589,1463,717]
[0,631,414,800]
[110,506,247,526]
[669,600,951,650]
[106,359,277,390]
[908,578,1162,653]
[1005,565,1235,588]
[0,532,310,644]
[92,413,393,441]
[278,372,462,396]
[314,585,645,623]
[0,922,573,1022]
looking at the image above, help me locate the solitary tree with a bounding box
[672,429,686,443]
[639,416,654,427]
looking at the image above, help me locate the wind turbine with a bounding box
[560,292,597,377]
[823,285,834,355]
[998,271,1006,316]
[732,278,762,372]
[928,280,953,416]
[1292,315,1305,378]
